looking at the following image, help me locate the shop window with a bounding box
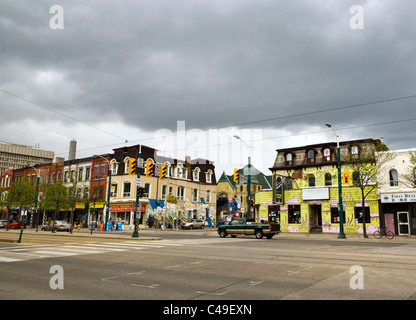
[288,205,301,223]
[354,207,370,224]
[330,207,339,223]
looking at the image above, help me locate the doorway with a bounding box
[397,211,410,235]
[384,213,395,234]
[310,205,322,233]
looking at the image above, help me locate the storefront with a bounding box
[380,192,416,235]
[276,187,380,234]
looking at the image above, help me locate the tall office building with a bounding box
[0,141,55,171]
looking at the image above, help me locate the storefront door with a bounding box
[397,211,410,235]
[384,213,395,234]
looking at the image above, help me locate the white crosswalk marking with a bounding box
[0,256,22,262]
[0,238,226,263]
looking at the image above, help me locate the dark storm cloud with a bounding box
[1,0,416,152]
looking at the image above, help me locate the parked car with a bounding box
[8,221,26,229]
[181,219,205,229]
[41,220,73,232]
[0,220,8,228]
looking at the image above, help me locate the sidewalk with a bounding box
[1,227,415,244]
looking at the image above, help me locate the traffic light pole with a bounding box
[132,145,141,238]
[325,123,346,239]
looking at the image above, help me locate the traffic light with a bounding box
[160,164,167,180]
[138,187,145,197]
[129,158,137,175]
[343,171,350,185]
[233,168,239,183]
[146,160,154,177]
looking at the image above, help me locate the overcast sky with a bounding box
[1,0,415,176]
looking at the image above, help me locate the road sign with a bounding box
[137,158,144,168]
[136,178,142,186]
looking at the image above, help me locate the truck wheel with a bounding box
[219,230,227,238]
[255,230,263,239]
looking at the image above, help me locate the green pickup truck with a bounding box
[218,218,280,239]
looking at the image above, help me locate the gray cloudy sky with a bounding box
[1,0,415,176]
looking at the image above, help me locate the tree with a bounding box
[401,150,416,188]
[42,183,70,232]
[342,139,393,238]
[8,178,36,225]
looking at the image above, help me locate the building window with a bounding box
[100,164,106,178]
[123,182,131,197]
[308,174,315,187]
[389,169,399,186]
[143,183,150,198]
[413,168,416,186]
[83,187,89,200]
[206,170,213,183]
[325,173,332,186]
[111,183,117,198]
[94,165,99,179]
[351,146,359,158]
[193,188,198,202]
[124,158,130,174]
[85,167,90,180]
[206,190,211,203]
[286,153,293,165]
[193,168,200,181]
[307,150,315,163]
[161,185,167,199]
[177,186,185,201]
[352,171,360,186]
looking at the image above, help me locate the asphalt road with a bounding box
[1,228,416,311]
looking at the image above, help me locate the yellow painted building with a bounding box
[265,139,382,234]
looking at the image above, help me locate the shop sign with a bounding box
[110,204,134,212]
[302,187,329,201]
[381,193,416,203]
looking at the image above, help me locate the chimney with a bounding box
[68,139,77,160]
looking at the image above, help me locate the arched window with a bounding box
[286,153,293,165]
[389,169,398,186]
[309,174,315,187]
[325,173,332,186]
[307,150,315,163]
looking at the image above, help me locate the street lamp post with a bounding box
[28,165,40,231]
[325,123,346,239]
[132,145,142,238]
[233,135,252,219]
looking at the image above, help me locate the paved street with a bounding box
[1,228,416,304]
